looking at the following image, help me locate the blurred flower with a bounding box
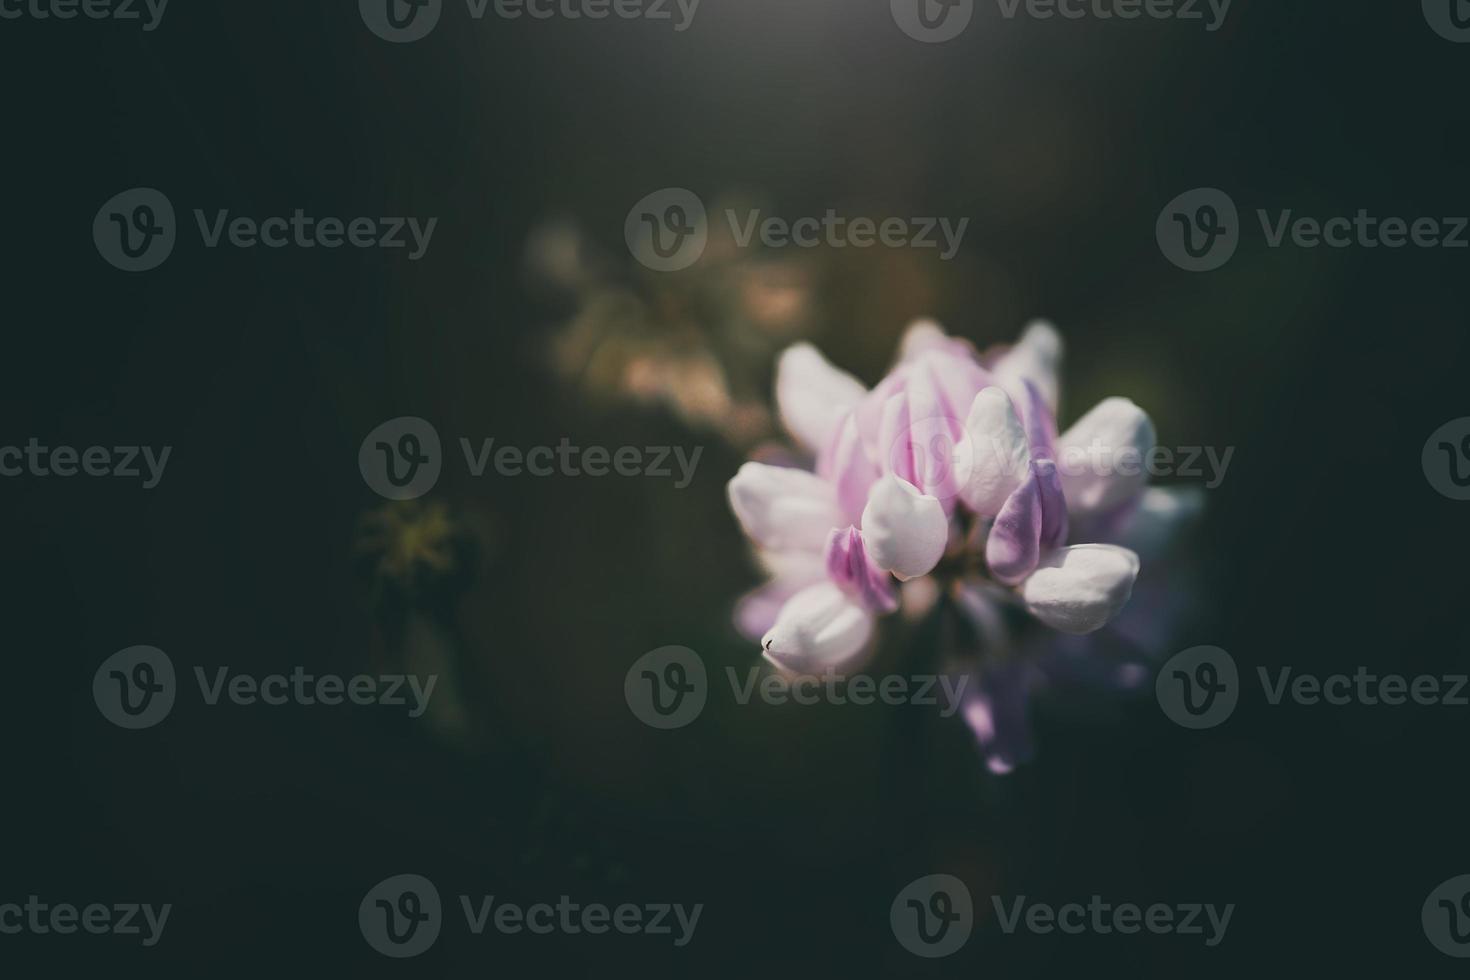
[355,499,487,746]
[527,199,820,449]
[727,320,1204,771]
[355,498,477,604]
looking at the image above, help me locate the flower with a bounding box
[727,319,1204,770]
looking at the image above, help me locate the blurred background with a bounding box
[2,0,1468,975]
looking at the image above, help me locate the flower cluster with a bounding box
[727,320,1201,770]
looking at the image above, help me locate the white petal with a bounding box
[993,320,1063,414]
[753,547,827,582]
[1055,397,1157,516]
[958,386,1030,517]
[897,319,970,362]
[727,462,842,554]
[861,473,948,581]
[735,550,827,641]
[761,582,875,674]
[1021,544,1141,635]
[775,343,867,453]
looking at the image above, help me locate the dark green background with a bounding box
[2,0,1467,975]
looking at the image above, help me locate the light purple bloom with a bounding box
[727,320,1202,769]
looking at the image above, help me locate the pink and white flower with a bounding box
[729,320,1152,678]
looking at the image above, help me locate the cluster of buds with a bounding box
[728,320,1200,770]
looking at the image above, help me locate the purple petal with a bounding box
[824,526,899,614]
[1034,457,1069,550]
[817,413,879,527]
[985,464,1044,585]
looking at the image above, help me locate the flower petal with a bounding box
[1034,457,1069,551]
[824,526,899,613]
[958,386,1029,517]
[1055,397,1157,516]
[992,319,1063,415]
[775,343,867,453]
[985,465,1044,585]
[733,550,826,640]
[1020,544,1141,635]
[861,473,949,580]
[761,582,875,674]
[898,319,979,363]
[817,412,879,526]
[727,462,842,554]
[875,386,967,502]
[855,350,992,465]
